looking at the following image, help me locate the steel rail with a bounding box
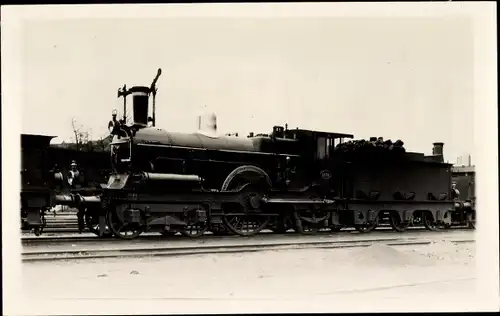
[22,237,475,262]
[20,226,473,244]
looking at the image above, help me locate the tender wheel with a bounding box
[107,207,143,240]
[467,212,476,229]
[423,212,442,231]
[221,165,272,237]
[181,208,209,238]
[354,217,379,233]
[389,211,411,232]
[85,209,113,238]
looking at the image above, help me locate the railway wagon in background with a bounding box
[21,134,112,235]
[21,134,57,235]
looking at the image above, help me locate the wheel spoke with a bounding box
[107,208,142,240]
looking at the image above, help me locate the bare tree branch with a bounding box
[71,117,91,152]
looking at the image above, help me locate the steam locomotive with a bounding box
[20,69,476,238]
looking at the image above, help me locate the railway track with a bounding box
[21,225,473,244]
[21,233,475,262]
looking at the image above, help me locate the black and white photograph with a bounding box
[2,2,498,315]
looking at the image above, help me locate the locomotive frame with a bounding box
[20,68,476,239]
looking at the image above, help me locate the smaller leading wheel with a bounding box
[107,207,143,240]
[181,207,209,238]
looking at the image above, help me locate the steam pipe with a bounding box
[454,201,472,209]
[150,68,162,127]
[142,172,202,182]
[54,194,76,205]
[117,84,129,122]
[53,194,101,207]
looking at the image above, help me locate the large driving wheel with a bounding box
[221,166,272,237]
[223,183,270,236]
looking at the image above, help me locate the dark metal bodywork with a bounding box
[331,153,454,226]
[99,120,456,237]
[21,134,57,232]
[20,68,464,238]
[21,133,112,234]
[131,127,301,190]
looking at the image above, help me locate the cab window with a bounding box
[316,136,328,159]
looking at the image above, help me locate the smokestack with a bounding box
[468,154,471,166]
[432,142,444,163]
[129,86,150,127]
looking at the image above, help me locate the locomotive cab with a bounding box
[311,131,354,196]
[280,128,354,195]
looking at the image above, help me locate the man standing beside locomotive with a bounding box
[451,182,460,200]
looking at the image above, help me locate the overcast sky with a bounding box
[21,16,474,163]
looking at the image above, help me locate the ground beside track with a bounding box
[19,231,482,314]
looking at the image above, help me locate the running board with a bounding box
[261,197,335,204]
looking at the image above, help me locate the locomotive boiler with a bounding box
[24,68,474,239]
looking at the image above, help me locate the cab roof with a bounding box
[289,128,354,139]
